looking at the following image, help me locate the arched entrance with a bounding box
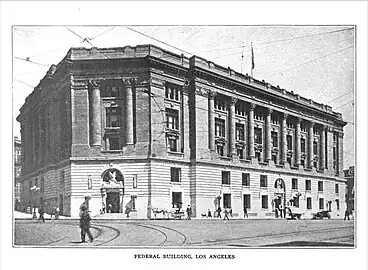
[101,168,124,213]
[273,178,286,218]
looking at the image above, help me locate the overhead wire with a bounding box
[269,45,353,77]
[199,27,354,54]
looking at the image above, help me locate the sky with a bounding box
[12,25,355,168]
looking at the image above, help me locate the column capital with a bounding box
[309,121,315,128]
[249,103,256,111]
[282,113,288,120]
[338,132,344,138]
[208,90,217,100]
[230,97,238,105]
[88,80,100,89]
[266,107,273,115]
[122,77,136,86]
[296,117,302,124]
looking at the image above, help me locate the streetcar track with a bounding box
[129,223,168,246]
[92,223,121,246]
[138,223,187,246]
[190,225,353,246]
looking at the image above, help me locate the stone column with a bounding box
[229,97,237,156]
[338,132,344,176]
[295,118,301,166]
[320,125,326,170]
[281,113,288,165]
[248,103,256,159]
[308,121,315,168]
[265,108,273,162]
[125,79,134,145]
[88,80,101,147]
[208,91,216,151]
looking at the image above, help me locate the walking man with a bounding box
[38,206,45,223]
[223,209,230,220]
[344,209,350,221]
[79,205,93,243]
[186,205,192,220]
[244,205,248,218]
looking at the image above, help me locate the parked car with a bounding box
[312,210,331,219]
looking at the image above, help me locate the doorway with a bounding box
[106,192,120,213]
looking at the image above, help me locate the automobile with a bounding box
[312,210,331,219]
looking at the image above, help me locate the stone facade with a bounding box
[17,45,347,218]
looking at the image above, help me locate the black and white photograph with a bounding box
[1,1,367,270]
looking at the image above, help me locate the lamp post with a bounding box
[30,185,40,219]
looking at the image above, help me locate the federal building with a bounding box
[17,45,347,218]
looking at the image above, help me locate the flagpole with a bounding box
[251,42,253,78]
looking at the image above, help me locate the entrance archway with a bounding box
[101,168,124,213]
[273,178,286,218]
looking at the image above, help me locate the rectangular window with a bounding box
[313,141,318,155]
[109,137,120,150]
[111,85,120,97]
[261,195,268,209]
[106,107,121,128]
[214,97,227,111]
[287,157,292,166]
[243,194,251,209]
[235,123,245,141]
[292,178,298,190]
[170,168,181,182]
[287,135,292,150]
[301,138,306,153]
[271,115,278,125]
[235,102,245,116]
[165,84,180,101]
[216,144,224,156]
[272,154,277,164]
[319,198,324,210]
[237,148,244,159]
[255,152,261,162]
[305,180,311,191]
[172,192,182,209]
[242,173,250,186]
[335,183,339,194]
[168,137,178,152]
[260,175,267,188]
[215,118,226,137]
[254,128,262,144]
[318,181,323,192]
[287,120,293,129]
[166,109,179,130]
[336,199,340,210]
[301,159,305,167]
[301,122,306,132]
[307,197,312,209]
[271,131,278,147]
[222,171,230,185]
[223,194,231,208]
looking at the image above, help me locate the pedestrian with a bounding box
[79,196,91,214]
[38,206,45,223]
[207,209,212,218]
[102,202,106,214]
[217,206,222,218]
[344,209,350,221]
[79,205,93,243]
[229,208,233,218]
[244,206,248,218]
[125,206,131,218]
[55,207,60,220]
[279,204,284,218]
[186,205,192,220]
[223,209,230,220]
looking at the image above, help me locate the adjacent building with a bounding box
[17,45,348,218]
[14,136,22,209]
[344,166,355,213]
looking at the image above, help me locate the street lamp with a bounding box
[30,185,40,219]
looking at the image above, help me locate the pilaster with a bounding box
[88,80,102,147]
[248,103,256,159]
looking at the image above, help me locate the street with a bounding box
[14,218,354,247]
